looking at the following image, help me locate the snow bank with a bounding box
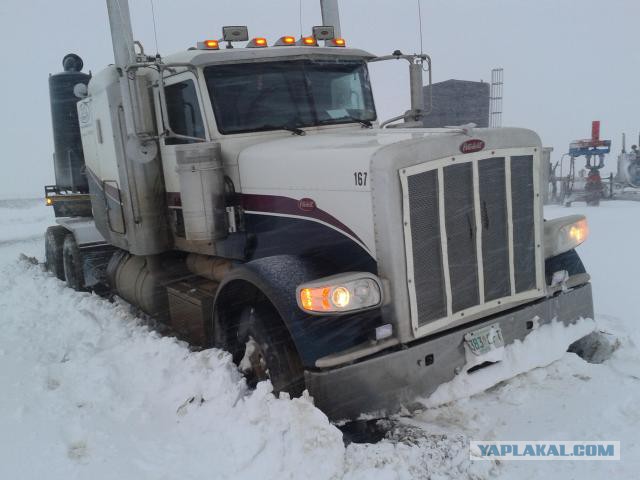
[421,317,596,408]
[0,258,344,480]
[1,199,640,479]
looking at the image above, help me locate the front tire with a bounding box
[233,303,305,396]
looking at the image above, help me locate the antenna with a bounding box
[489,68,503,128]
[299,0,303,37]
[417,0,424,55]
[149,0,160,55]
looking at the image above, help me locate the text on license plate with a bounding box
[464,323,504,356]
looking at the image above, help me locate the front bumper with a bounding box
[305,283,593,421]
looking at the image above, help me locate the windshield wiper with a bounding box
[284,126,306,136]
[319,116,373,128]
[255,124,306,136]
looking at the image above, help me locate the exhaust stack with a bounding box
[320,0,341,38]
[104,0,169,255]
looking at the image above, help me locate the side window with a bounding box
[164,79,205,145]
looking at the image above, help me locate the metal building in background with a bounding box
[489,68,504,128]
[422,79,490,128]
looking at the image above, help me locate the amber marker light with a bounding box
[274,35,296,46]
[300,288,314,310]
[46,197,53,206]
[300,287,332,312]
[246,37,268,48]
[197,39,220,50]
[273,35,296,47]
[301,36,317,46]
[330,38,346,47]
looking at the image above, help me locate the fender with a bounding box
[213,255,383,367]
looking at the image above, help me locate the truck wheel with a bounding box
[62,234,85,291]
[45,226,67,281]
[234,303,305,396]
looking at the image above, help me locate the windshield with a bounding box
[204,59,376,134]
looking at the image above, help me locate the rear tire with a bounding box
[45,226,67,281]
[63,234,85,291]
[233,303,305,396]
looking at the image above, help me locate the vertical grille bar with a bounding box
[407,169,447,324]
[511,155,536,293]
[443,163,479,313]
[472,160,485,304]
[438,168,453,318]
[505,157,516,295]
[479,157,511,300]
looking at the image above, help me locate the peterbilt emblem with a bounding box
[298,198,316,212]
[460,139,485,154]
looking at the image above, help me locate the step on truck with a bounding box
[44,0,594,420]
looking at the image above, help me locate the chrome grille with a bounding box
[401,152,541,333]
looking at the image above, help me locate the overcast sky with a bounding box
[0,0,638,198]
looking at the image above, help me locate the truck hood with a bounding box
[236,126,540,191]
[236,126,541,258]
[237,128,445,192]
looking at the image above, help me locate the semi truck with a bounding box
[44,0,593,420]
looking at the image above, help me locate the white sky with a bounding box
[0,0,638,197]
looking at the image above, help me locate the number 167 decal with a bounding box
[353,171,368,187]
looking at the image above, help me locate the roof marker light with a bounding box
[299,36,318,46]
[274,35,296,46]
[328,38,346,47]
[247,37,268,48]
[197,39,220,50]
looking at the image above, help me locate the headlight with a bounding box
[544,215,589,258]
[297,272,383,315]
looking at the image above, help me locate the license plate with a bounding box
[464,323,504,356]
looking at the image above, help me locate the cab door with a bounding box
[154,71,209,239]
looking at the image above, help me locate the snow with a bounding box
[0,199,639,479]
[421,317,596,408]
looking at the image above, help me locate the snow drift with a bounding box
[1,199,639,479]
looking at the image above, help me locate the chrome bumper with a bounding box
[305,283,593,421]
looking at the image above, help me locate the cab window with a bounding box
[164,79,205,144]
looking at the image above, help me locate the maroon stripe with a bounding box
[166,192,182,207]
[138,189,366,248]
[241,193,365,245]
